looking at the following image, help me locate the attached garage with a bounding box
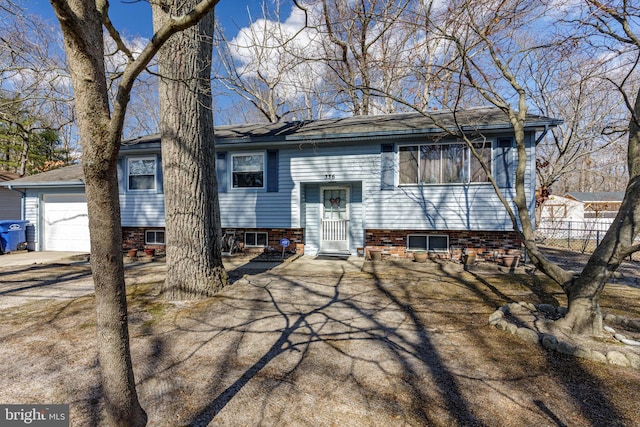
[0,164,90,252]
[43,194,91,252]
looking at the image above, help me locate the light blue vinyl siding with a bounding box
[120,193,165,227]
[219,136,532,252]
[117,130,535,238]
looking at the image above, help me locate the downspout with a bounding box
[535,125,550,145]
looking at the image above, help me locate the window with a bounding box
[407,234,449,252]
[399,142,491,185]
[128,157,156,190]
[145,230,165,245]
[232,153,264,188]
[245,232,268,247]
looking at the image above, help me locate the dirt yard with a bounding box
[1,257,640,426]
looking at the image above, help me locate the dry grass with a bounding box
[1,260,640,426]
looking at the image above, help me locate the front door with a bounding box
[320,186,350,253]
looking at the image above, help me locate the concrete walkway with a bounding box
[0,251,366,274]
[0,251,366,311]
[0,251,90,267]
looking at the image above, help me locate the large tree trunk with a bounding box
[555,90,640,335]
[50,1,147,425]
[152,1,227,299]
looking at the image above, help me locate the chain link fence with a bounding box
[536,219,640,262]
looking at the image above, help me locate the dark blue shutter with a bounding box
[381,144,394,190]
[117,158,125,194]
[156,154,164,193]
[267,150,278,192]
[216,152,227,192]
[495,138,514,188]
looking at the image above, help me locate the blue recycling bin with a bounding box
[0,220,29,253]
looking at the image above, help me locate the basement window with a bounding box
[407,234,449,252]
[145,230,165,245]
[245,232,268,247]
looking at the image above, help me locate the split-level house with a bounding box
[0,108,560,257]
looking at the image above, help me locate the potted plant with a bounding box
[144,248,155,257]
[413,251,428,263]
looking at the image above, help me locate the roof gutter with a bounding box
[0,181,85,189]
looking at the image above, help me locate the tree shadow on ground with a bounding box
[181,268,483,426]
[128,260,632,426]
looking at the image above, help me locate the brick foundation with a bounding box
[122,227,166,252]
[122,227,305,254]
[365,229,522,258]
[222,228,304,253]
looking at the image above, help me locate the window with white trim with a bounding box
[128,157,156,191]
[145,230,165,245]
[407,234,449,252]
[399,142,491,185]
[232,153,265,188]
[245,232,268,247]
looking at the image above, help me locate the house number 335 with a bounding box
[324,173,335,180]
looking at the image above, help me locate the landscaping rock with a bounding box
[537,304,556,315]
[516,327,539,344]
[607,351,630,367]
[541,334,558,350]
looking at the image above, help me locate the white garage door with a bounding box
[43,194,91,252]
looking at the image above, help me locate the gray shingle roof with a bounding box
[123,107,561,147]
[0,163,84,187]
[565,192,625,203]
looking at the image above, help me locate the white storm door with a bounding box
[320,186,350,252]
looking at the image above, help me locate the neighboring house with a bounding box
[1,108,560,256]
[541,192,625,223]
[540,194,584,223]
[564,192,625,219]
[0,171,21,220]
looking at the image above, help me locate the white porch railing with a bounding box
[322,219,349,241]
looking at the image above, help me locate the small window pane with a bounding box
[128,158,156,191]
[245,232,268,247]
[420,145,440,184]
[232,154,264,188]
[442,144,465,183]
[399,146,418,184]
[428,236,448,251]
[408,235,427,250]
[145,230,165,245]
[470,143,491,182]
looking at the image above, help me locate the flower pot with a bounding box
[368,249,382,261]
[413,252,428,263]
[144,248,155,257]
[127,249,137,258]
[502,254,519,268]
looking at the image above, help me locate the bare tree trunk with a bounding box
[50,1,146,425]
[555,90,640,335]
[153,1,227,299]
